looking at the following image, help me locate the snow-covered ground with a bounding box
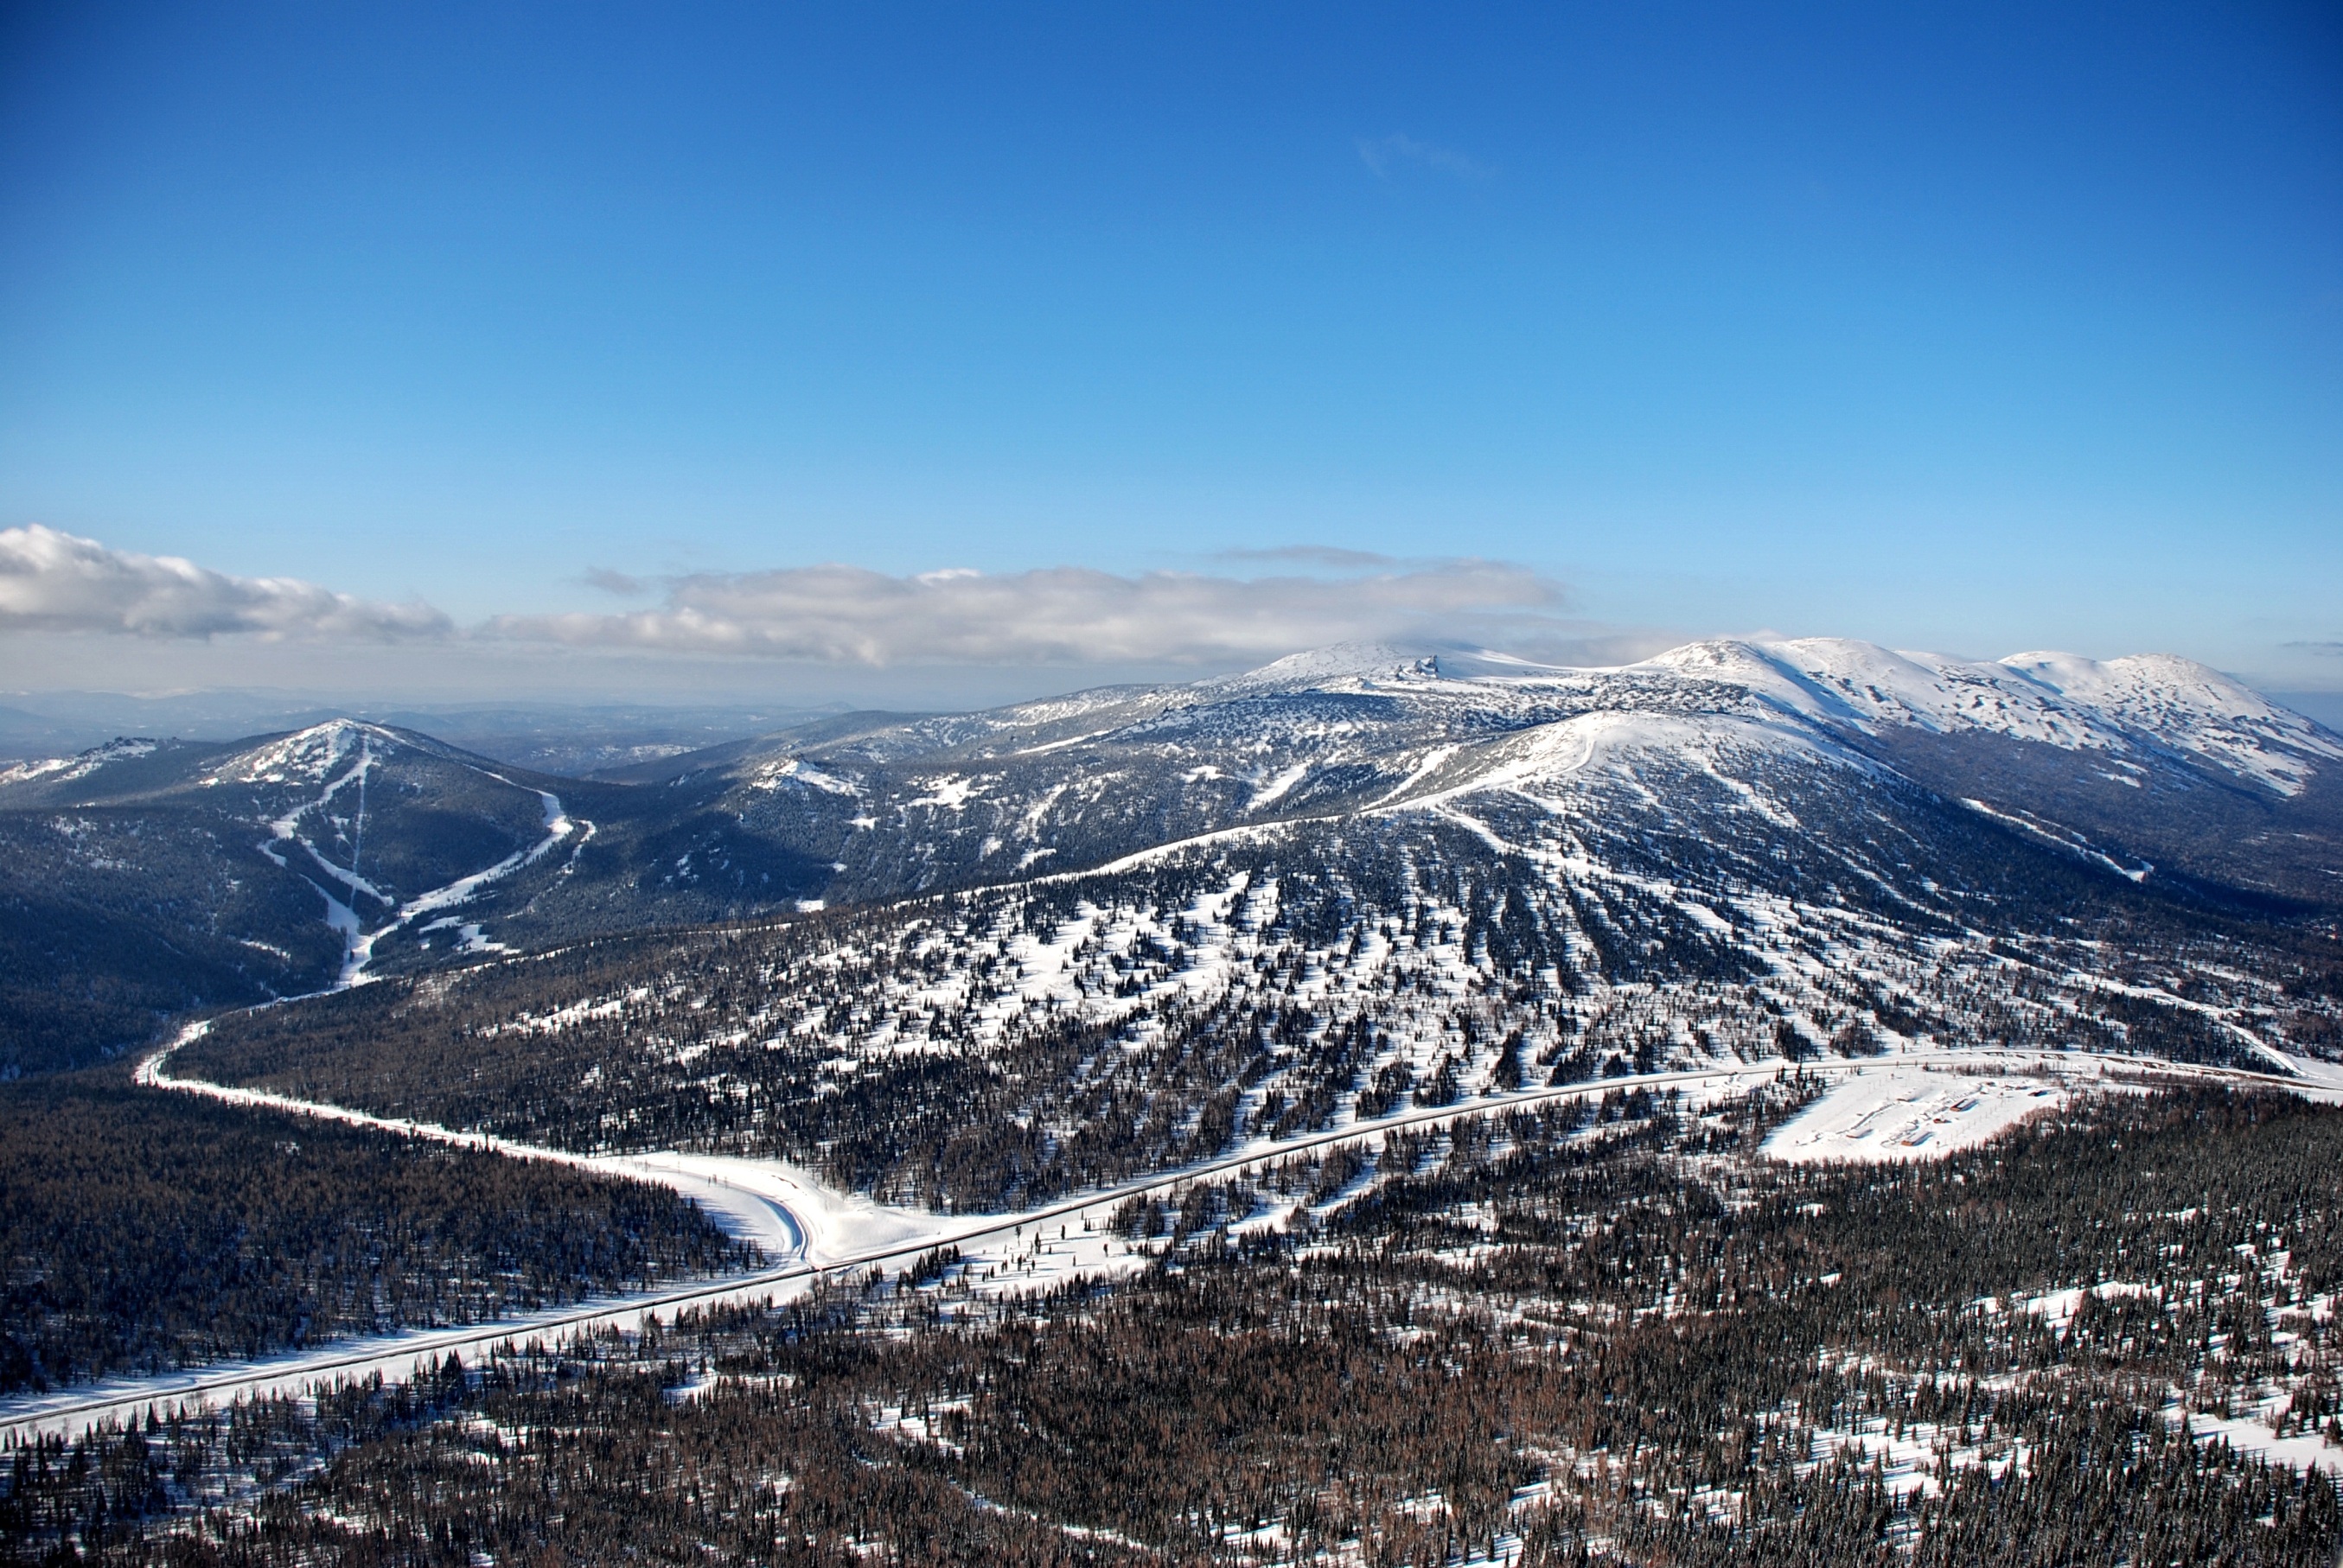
[1765,1051,2343,1168]
[22,1036,2337,1449]
[2174,1400,2343,1476]
[1762,1068,2070,1163]
[593,1150,920,1264]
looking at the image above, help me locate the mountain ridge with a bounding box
[123,639,2343,1215]
[3,637,2338,1080]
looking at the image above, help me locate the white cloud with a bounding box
[0,531,1668,679]
[493,559,1569,666]
[0,526,450,641]
[580,566,653,596]
[1357,133,1491,182]
[1216,545,1397,568]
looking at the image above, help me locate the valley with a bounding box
[0,1022,2268,1437]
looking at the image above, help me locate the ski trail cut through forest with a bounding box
[239,726,591,987]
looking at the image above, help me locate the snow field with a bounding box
[1762,1069,2069,1164]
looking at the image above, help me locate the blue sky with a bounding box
[1,2,2337,703]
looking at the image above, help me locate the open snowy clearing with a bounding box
[1762,1068,2072,1163]
[2175,1401,2343,1477]
[1765,1052,2343,1166]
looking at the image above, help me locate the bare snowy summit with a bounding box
[1191,641,1446,694]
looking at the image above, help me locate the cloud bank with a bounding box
[0,526,450,641]
[0,528,1644,672]
[493,559,1565,665]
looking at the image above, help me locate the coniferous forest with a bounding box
[0,1073,757,1395]
[8,0,2342,1558]
[9,1085,2341,1565]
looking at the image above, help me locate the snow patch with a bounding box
[1765,1068,2068,1164]
[0,738,156,787]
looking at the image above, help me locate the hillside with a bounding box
[0,723,835,1073]
[164,640,2343,1208]
[9,639,2339,1080]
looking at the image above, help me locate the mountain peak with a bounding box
[1999,649,2343,794]
[210,719,405,787]
[0,736,163,787]
[1203,642,1447,694]
[2002,650,2267,716]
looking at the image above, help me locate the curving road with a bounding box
[9,1039,2333,1442]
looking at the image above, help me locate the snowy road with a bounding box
[11,1038,2335,1442]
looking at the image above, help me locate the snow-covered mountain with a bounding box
[588,636,2340,915]
[1650,638,2341,795]
[145,640,2343,1208]
[8,640,2339,1080]
[0,722,591,1071]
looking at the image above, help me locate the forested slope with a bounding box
[176,800,2343,1210]
[11,1085,2342,1565]
[0,1074,757,1393]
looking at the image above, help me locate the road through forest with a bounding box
[7,1031,2333,1443]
